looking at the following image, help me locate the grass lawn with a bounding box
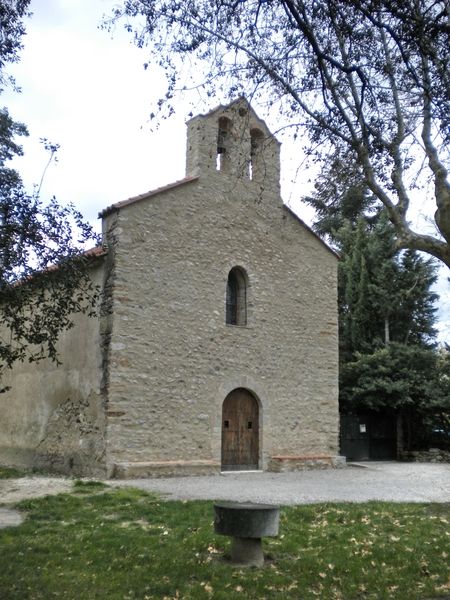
[0,466,29,479]
[0,481,449,599]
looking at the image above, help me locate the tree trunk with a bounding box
[384,316,390,346]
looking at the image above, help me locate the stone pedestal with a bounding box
[213,502,280,566]
[230,537,264,567]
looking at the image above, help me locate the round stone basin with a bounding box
[214,502,280,538]
[213,502,280,566]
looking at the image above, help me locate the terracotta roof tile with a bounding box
[83,246,107,258]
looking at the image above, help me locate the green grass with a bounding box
[0,466,27,479]
[72,479,110,493]
[0,465,58,479]
[0,487,449,599]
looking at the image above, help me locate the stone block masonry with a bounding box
[102,99,340,477]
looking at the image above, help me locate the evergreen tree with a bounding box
[320,199,439,359]
[305,184,447,450]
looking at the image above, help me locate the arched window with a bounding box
[226,267,247,326]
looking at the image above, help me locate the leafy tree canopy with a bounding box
[108,0,450,266]
[0,0,30,88]
[340,343,443,412]
[340,342,450,449]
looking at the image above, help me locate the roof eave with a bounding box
[283,205,340,260]
[98,176,199,219]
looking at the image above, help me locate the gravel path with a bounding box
[1,462,449,528]
[109,462,450,505]
[0,476,73,505]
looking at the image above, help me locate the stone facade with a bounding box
[0,98,340,477]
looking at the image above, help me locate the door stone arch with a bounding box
[221,388,259,471]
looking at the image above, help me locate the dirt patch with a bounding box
[0,477,74,505]
[0,507,24,528]
[0,476,74,529]
[0,477,73,529]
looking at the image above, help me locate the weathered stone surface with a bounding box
[112,460,220,478]
[214,502,280,538]
[103,100,339,475]
[214,501,280,567]
[230,537,264,567]
[268,454,346,472]
[400,449,450,463]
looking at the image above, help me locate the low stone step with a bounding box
[268,454,346,472]
[111,459,220,478]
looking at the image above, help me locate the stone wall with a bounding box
[0,261,107,477]
[103,100,340,476]
[400,449,450,463]
[268,455,346,472]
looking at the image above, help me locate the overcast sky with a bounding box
[2,0,449,342]
[2,0,192,225]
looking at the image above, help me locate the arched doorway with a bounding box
[221,388,259,471]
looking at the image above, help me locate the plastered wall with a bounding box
[0,261,107,476]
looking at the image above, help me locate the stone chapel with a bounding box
[0,98,341,477]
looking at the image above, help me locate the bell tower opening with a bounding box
[217,117,232,172]
[249,128,264,181]
[185,98,280,192]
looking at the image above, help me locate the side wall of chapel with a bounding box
[0,262,107,477]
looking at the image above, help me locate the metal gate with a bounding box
[340,413,397,461]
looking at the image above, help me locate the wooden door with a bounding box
[221,388,259,471]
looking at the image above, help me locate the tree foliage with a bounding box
[306,180,439,354]
[340,343,441,412]
[338,213,439,355]
[305,178,449,448]
[108,0,450,266]
[0,1,100,389]
[0,0,30,87]
[341,342,450,449]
